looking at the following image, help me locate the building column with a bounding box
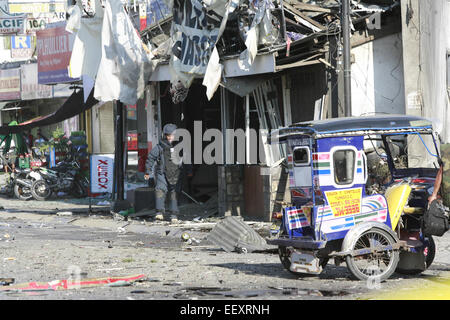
[400,0,422,117]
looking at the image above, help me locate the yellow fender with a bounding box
[384,183,412,230]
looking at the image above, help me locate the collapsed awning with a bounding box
[0,89,99,135]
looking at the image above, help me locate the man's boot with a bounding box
[155,189,166,221]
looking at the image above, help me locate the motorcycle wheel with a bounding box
[31,179,52,201]
[14,183,33,201]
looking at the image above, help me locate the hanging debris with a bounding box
[136,0,401,100]
[169,81,189,104]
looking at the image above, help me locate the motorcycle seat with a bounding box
[16,168,31,174]
[51,166,70,172]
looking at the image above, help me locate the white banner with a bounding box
[90,154,115,193]
[20,63,53,100]
[171,0,220,76]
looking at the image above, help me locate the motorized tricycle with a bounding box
[267,115,449,281]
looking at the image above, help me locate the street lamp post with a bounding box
[341,0,352,117]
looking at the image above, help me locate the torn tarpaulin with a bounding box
[238,0,277,71]
[67,0,103,82]
[95,0,153,105]
[67,0,152,105]
[202,0,240,100]
[169,0,222,88]
[203,0,278,100]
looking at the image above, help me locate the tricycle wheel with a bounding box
[424,236,436,268]
[345,228,399,281]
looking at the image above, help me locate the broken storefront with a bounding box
[136,0,402,221]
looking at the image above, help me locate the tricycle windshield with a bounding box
[384,132,440,178]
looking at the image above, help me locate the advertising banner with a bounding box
[90,154,115,193]
[325,188,362,217]
[26,16,48,32]
[0,68,20,101]
[171,0,219,75]
[11,35,34,58]
[0,13,25,34]
[25,12,66,33]
[139,3,146,31]
[8,0,67,14]
[36,22,80,84]
[20,63,53,100]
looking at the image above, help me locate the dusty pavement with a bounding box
[0,195,449,302]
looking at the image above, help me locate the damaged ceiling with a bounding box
[75,0,395,103]
[138,1,400,93]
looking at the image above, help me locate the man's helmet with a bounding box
[163,123,177,135]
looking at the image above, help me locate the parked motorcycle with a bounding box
[0,154,39,200]
[13,168,42,200]
[30,158,88,201]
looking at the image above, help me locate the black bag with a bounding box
[422,200,449,237]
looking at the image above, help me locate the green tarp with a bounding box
[0,121,28,155]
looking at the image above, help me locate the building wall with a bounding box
[418,0,450,143]
[351,33,405,116]
[91,101,115,154]
[289,64,327,123]
[219,165,245,217]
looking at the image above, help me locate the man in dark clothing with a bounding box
[144,123,182,221]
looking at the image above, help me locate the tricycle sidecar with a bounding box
[267,115,447,281]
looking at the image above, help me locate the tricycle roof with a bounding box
[271,115,434,141]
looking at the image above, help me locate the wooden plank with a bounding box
[275,59,321,71]
[291,1,333,13]
[283,3,326,31]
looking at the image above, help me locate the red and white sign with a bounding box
[36,22,79,84]
[139,3,147,31]
[0,68,20,101]
[90,154,115,193]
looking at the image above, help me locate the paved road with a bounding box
[0,195,448,302]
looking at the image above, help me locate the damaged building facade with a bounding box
[134,0,450,221]
[58,0,448,220]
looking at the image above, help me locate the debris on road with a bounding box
[117,227,127,234]
[107,280,132,287]
[3,257,16,261]
[0,278,14,286]
[56,211,73,216]
[207,216,275,253]
[0,274,147,292]
[95,267,124,273]
[181,232,190,241]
